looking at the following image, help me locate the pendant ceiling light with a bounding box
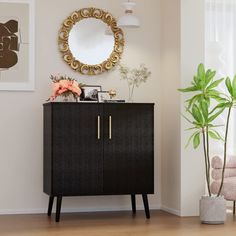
[117,0,140,28]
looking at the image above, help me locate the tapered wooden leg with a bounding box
[131,194,136,214]
[233,201,235,215]
[56,196,62,222]
[142,194,150,219]
[47,196,54,216]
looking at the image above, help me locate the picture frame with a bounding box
[98,91,110,103]
[0,0,35,91]
[80,85,102,101]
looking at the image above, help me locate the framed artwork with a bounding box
[98,91,110,103]
[0,0,35,91]
[81,85,102,101]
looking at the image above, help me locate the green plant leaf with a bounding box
[205,97,210,106]
[200,99,208,120]
[205,70,216,85]
[225,77,233,96]
[208,130,222,140]
[178,86,198,92]
[199,80,205,90]
[233,75,236,89]
[192,122,202,127]
[207,78,224,90]
[185,131,199,148]
[193,133,200,149]
[208,89,220,96]
[208,124,224,128]
[208,108,225,123]
[185,127,199,131]
[192,104,204,124]
[186,94,201,109]
[197,64,205,81]
[210,95,228,103]
[186,109,202,127]
[193,76,199,85]
[209,102,231,114]
[181,113,193,124]
[233,75,236,98]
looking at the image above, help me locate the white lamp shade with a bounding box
[117,14,140,28]
[117,1,140,28]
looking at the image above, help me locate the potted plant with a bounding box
[179,63,236,224]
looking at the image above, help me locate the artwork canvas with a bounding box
[0,0,34,90]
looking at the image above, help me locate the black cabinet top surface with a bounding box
[43,102,155,106]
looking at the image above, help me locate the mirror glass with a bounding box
[68,18,115,65]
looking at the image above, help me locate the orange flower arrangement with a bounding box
[48,75,83,101]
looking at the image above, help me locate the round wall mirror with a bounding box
[58,8,124,75]
[68,18,115,65]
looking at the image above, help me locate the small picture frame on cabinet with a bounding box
[98,91,110,103]
[80,85,102,101]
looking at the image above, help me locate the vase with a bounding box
[128,89,135,103]
[59,93,77,102]
[199,196,226,224]
[127,98,134,103]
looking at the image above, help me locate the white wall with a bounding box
[160,0,181,216]
[0,0,207,217]
[0,0,161,214]
[160,0,205,216]
[180,0,205,216]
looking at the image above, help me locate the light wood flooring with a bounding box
[0,210,235,236]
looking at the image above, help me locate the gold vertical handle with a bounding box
[109,116,112,140]
[97,116,101,140]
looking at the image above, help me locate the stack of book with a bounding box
[104,100,126,103]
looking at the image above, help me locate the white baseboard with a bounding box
[160,205,181,216]
[0,204,161,215]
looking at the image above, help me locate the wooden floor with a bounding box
[0,210,235,236]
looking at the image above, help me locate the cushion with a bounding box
[211,155,236,169]
[211,176,236,200]
[212,168,236,180]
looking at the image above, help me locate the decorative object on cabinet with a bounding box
[98,91,110,103]
[58,7,124,75]
[104,99,125,103]
[80,85,102,101]
[43,102,154,222]
[117,0,140,28]
[48,75,83,102]
[179,63,236,224]
[119,64,151,102]
[0,0,35,91]
[108,89,117,99]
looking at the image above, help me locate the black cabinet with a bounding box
[43,102,154,222]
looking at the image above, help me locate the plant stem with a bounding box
[217,106,232,196]
[202,128,211,196]
[206,126,211,193]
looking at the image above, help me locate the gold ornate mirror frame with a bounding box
[58,8,125,75]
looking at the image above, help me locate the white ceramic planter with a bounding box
[200,196,226,224]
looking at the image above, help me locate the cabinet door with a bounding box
[52,103,103,196]
[103,104,154,194]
